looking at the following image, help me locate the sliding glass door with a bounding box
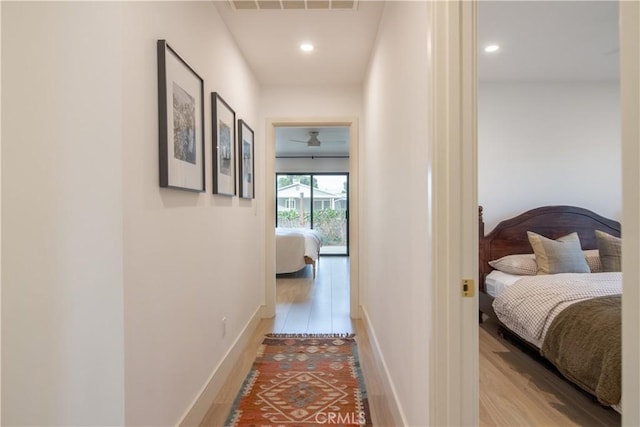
[313,175,348,255]
[276,173,349,255]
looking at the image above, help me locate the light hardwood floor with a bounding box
[200,257,620,426]
[480,317,621,427]
[274,256,353,334]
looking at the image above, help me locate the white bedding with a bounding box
[492,272,622,347]
[275,228,322,274]
[484,270,525,297]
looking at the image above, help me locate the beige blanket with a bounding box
[541,295,621,406]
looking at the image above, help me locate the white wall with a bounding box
[2,3,125,425]
[479,82,621,231]
[121,2,262,426]
[2,2,263,426]
[361,2,431,425]
[261,84,362,123]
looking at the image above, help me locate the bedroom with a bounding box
[273,125,352,333]
[477,1,622,424]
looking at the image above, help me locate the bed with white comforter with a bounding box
[275,228,322,277]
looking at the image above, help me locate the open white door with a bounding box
[430,1,478,426]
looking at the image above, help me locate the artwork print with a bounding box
[172,82,196,164]
[219,120,232,175]
[212,92,236,196]
[238,119,255,199]
[157,40,205,192]
[243,139,251,184]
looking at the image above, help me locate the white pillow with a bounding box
[488,254,537,276]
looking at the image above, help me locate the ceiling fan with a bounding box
[289,131,344,147]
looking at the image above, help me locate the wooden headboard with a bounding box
[478,205,621,293]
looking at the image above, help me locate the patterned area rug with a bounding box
[225,333,372,426]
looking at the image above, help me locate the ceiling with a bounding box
[214,1,384,86]
[478,1,619,82]
[217,0,619,86]
[216,0,619,156]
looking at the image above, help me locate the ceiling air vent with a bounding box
[228,0,357,10]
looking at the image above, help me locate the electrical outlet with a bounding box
[221,317,227,338]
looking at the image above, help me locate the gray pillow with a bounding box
[527,231,590,274]
[595,230,622,272]
[583,249,602,273]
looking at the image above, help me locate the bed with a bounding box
[478,205,622,409]
[275,228,322,278]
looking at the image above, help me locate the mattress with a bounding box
[484,270,526,297]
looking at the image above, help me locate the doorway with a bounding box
[477,1,622,424]
[264,118,360,320]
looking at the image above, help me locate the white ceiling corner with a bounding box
[214,0,385,85]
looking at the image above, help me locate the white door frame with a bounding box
[264,117,360,319]
[430,1,479,425]
[621,1,640,425]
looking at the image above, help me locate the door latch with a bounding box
[462,279,475,297]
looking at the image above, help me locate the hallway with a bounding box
[200,257,395,426]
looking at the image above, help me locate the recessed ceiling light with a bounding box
[300,43,314,52]
[484,44,500,53]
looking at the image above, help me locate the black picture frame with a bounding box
[212,92,236,196]
[157,40,205,192]
[238,120,255,199]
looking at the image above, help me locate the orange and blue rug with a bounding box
[225,333,372,426]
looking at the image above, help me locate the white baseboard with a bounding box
[177,305,264,427]
[361,306,407,426]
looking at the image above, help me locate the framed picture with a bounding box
[238,120,255,199]
[157,40,205,192]
[212,92,236,196]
